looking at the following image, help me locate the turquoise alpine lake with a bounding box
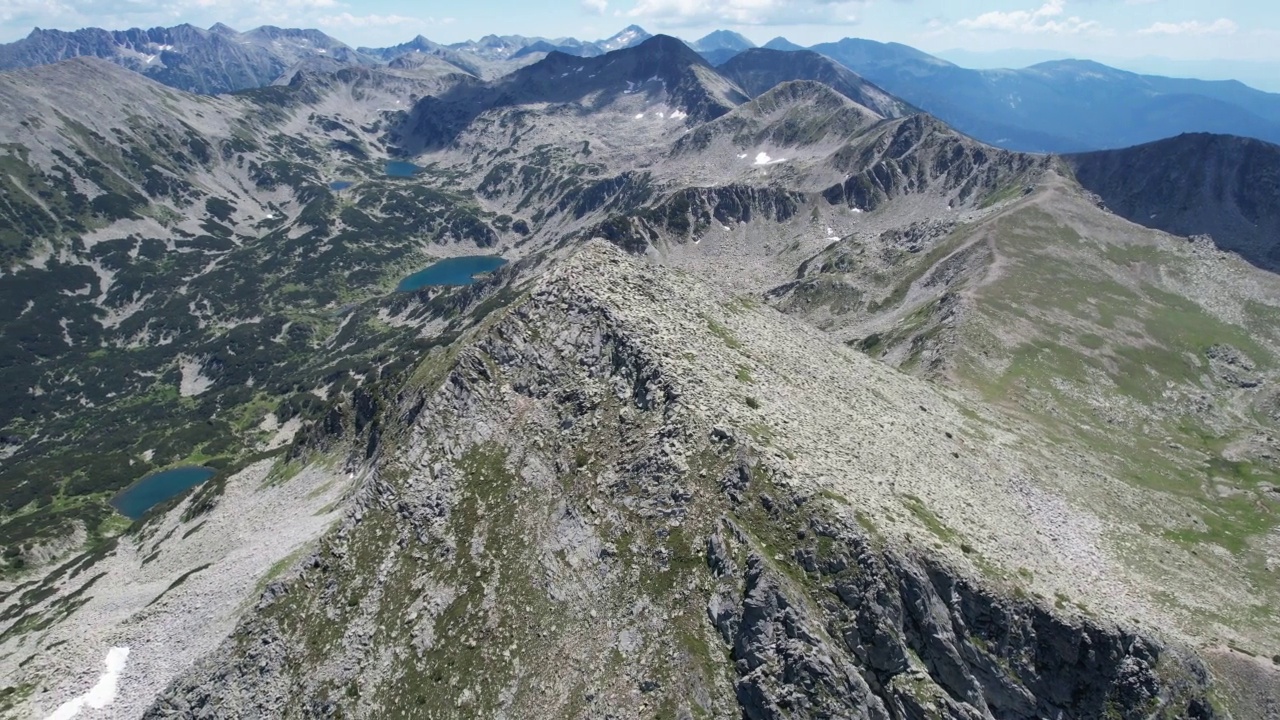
[329,180,354,190]
[396,256,509,291]
[110,466,217,519]
[385,161,419,177]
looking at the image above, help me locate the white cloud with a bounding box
[582,0,608,14]
[626,0,865,28]
[317,12,425,28]
[957,0,1102,35]
[1138,18,1237,36]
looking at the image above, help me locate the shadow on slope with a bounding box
[1065,133,1280,272]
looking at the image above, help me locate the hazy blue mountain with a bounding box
[691,30,755,53]
[364,26,649,70]
[940,49,1280,94]
[809,38,1280,152]
[763,36,806,52]
[933,47,1073,70]
[698,48,745,66]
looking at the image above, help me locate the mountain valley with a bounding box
[0,29,1278,720]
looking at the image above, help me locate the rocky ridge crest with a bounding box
[144,242,1232,718]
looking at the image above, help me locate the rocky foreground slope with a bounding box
[136,243,1275,719]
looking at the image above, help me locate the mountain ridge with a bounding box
[0,23,368,93]
[5,22,1280,151]
[1066,132,1280,270]
[808,37,1280,152]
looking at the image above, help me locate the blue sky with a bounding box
[2,1,1278,82]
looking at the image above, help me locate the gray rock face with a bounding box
[1207,343,1263,388]
[701,503,1212,720]
[0,23,368,93]
[143,244,1220,719]
[821,115,1051,212]
[719,48,912,119]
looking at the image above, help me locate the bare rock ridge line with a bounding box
[145,242,1218,718]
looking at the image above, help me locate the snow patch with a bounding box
[45,647,129,720]
[754,152,786,166]
[634,113,645,120]
[669,109,687,120]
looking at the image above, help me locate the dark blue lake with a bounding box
[329,180,354,190]
[385,161,419,178]
[111,466,217,520]
[396,256,509,292]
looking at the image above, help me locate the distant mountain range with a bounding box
[0,24,370,94]
[804,38,1280,152]
[4,22,1280,151]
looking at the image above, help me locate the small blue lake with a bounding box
[385,161,419,178]
[396,256,509,292]
[329,180,354,191]
[111,466,217,520]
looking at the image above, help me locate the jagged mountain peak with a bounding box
[504,33,744,116]
[598,24,652,51]
[0,21,367,93]
[512,33,712,83]
[385,50,476,77]
[692,29,756,52]
[748,78,871,110]
[396,31,746,151]
[719,47,913,119]
[763,36,806,52]
[668,78,887,177]
[633,33,706,58]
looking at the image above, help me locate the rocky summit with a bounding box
[1,25,1279,720]
[143,242,1230,718]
